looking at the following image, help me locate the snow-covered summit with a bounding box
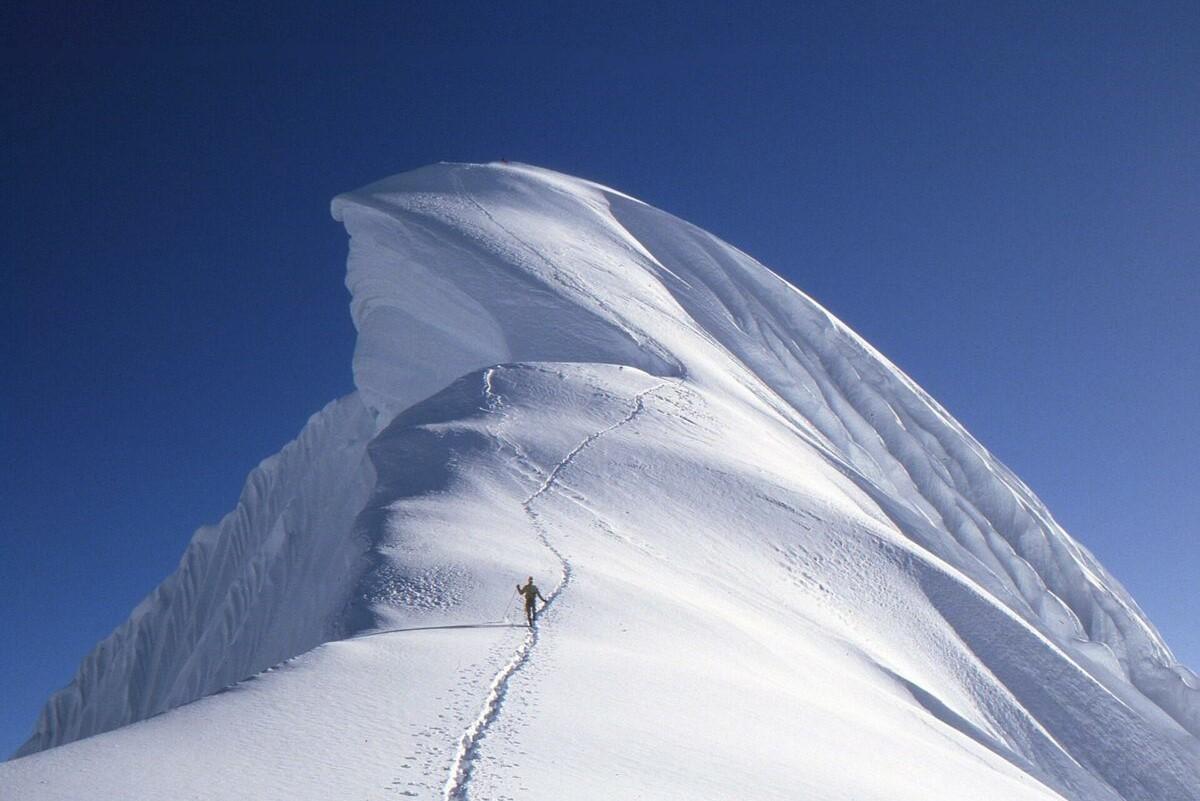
[6,162,1197,800]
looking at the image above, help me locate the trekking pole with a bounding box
[500,589,518,623]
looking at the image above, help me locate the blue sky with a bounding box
[2,2,1197,757]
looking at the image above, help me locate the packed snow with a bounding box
[4,162,1197,800]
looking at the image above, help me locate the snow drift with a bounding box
[6,162,1197,801]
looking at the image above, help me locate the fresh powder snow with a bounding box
[3,162,1197,801]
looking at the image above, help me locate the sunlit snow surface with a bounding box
[5,163,1197,800]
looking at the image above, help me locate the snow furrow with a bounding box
[526,381,669,508]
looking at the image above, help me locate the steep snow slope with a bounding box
[6,162,1197,801]
[14,394,377,756]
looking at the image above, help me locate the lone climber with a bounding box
[517,577,548,627]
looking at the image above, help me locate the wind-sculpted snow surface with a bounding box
[15,394,377,757]
[8,162,1197,800]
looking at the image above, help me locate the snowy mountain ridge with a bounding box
[6,162,1197,801]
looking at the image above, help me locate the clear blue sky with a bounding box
[2,2,1196,757]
